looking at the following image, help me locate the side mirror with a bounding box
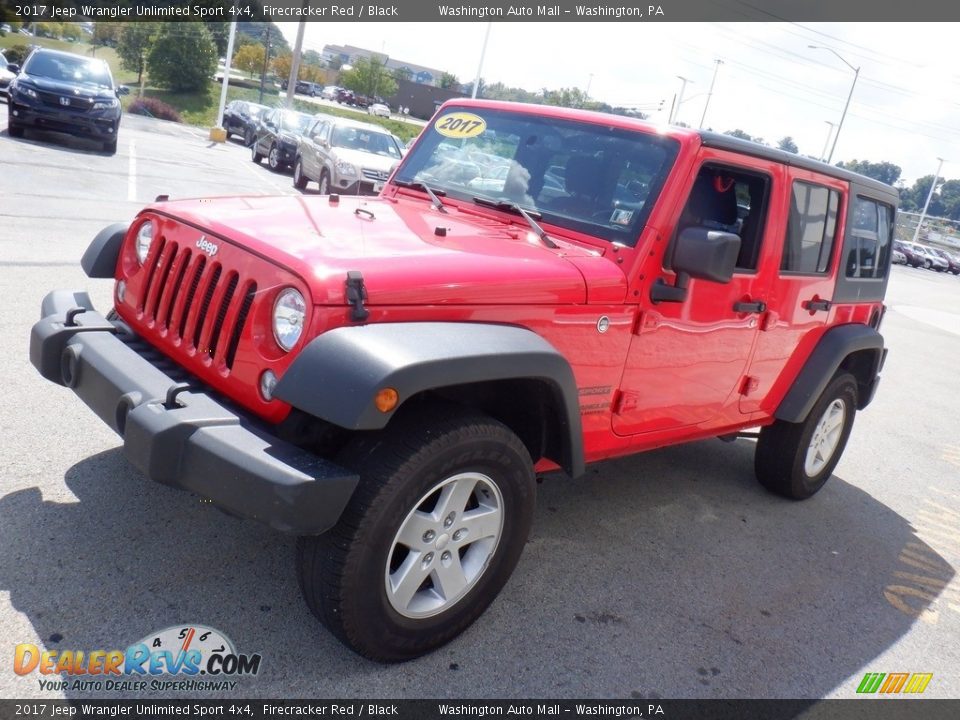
[116,85,130,96]
[650,227,741,303]
[8,63,20,73]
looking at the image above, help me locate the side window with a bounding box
[846,196,893,278]
[676,165,770,272]
[782,181,840,274]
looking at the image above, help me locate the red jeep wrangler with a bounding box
[30,100,895,661]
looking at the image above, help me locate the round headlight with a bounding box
[136,221,154,265]
[273,288,306,352]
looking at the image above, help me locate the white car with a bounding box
[0,50,17,98]
[367,103,390,118]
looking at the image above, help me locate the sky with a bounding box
[276,21,960,187]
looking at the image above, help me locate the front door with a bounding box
[613,152,782,436]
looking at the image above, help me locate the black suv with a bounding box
[7,48,128,153]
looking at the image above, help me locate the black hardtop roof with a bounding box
[698,131,899,201]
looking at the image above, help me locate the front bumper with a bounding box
[30,290,358,535]
[9,100,119,139]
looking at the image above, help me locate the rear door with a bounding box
[740,169,846,414]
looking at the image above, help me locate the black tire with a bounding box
[318,169,330,195]
[755,373,858,500]
[251,141,263,164]
[267,144,280,171]
[297,405,536,662]
[103,137,117,154]
[244,129,255,147]
[8,122,24,138]
[293,158,308,190]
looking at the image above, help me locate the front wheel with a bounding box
[318,170,330,195]
[267,144,281,171]
[755,373,858,499]
[293,158,308,190]
[8,122,24,138]
[251,142,263,163]
[297,406,536,662]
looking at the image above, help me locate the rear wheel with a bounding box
[293,158,308,190]
[244,128,255,146]
[297,406,536,662]
[251,142,263,164]
[755,373,858,499]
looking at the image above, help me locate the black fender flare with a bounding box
[775,324,885,423]
[81,223,129,279]
[273,322,585,478]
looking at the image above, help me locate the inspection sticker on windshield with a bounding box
[434,112,487,139]
[610,209,634,226]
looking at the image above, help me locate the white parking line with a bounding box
[127,139,137,201]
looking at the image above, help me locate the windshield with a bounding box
[394,107,679,246]
[24,52,113,89]
[281,112,312,134]
[331,126,402,159]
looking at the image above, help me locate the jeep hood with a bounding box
[150,195,626,306]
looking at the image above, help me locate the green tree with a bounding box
[393,66,413,82]
[91,23,121,54]
[234,43,266,78]
[836,159,902,187]
[724,129,766,145]
[777,136,799,153]
[340,56,397,98]
[439,72,460,89]
[117,23,159,87]
[3,44,32,65]
[147,23,217,93]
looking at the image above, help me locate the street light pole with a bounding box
[810,45,860,164]
[698,59,723,129]
[471,22,492,99]
[820,121,835,162]
[671,76,692,124]
[912,157,945,245]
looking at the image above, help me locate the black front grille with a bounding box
[38,90,93,112]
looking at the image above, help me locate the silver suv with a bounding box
[292,116,403,195]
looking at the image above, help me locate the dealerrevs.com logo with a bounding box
[14,625,261,693]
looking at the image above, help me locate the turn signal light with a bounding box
[374,388,399,413]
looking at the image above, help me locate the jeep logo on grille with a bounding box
[196,237,219,257]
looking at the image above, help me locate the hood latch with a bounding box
[345,271,370,322]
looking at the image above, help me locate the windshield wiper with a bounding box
[472,197,559,249]
[393,179,448,214]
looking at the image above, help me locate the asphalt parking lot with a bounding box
[1,112,959,701]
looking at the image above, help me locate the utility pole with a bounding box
[699,59,723,129]
[258,25,271,105]
[285,17,307,108]
[912,157,945,245]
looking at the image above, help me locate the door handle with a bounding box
[733,300,766,314]
[804,298,832,312]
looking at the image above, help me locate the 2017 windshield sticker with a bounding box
[434,112,487,139]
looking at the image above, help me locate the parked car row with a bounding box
[893,240,960,274]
